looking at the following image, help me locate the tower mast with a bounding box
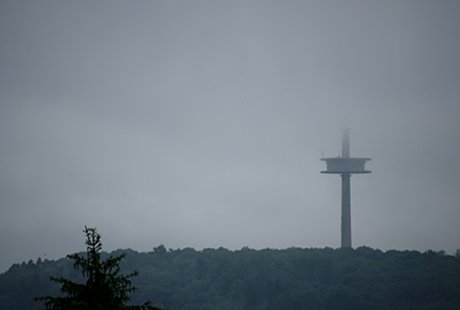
[321,130,371,248]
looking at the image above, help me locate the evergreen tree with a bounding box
[36,226,161,310]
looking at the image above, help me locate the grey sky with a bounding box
[1,0,459,272]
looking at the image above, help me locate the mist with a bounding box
[1,0,460,272]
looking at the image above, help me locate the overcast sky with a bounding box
[1,0,459,272]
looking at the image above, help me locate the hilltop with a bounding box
[1,246,460,309]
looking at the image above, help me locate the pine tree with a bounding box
[36,226,162,310]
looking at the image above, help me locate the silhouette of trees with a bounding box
[0,244,456,309]
[36,226,161,310]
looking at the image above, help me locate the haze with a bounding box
[1,0,459,272]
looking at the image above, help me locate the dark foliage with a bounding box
[1,246,460,309]
[34,227,160,310]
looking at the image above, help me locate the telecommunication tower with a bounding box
[321,130,371,248]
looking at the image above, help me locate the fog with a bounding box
[1,0,460,272]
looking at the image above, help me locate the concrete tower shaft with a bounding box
[341,130,351,247]
[341,173,351,248]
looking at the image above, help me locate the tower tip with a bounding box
[342,129,350,158]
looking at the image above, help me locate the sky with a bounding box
[1,0,460,272]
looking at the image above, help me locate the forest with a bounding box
[1,246,460,309]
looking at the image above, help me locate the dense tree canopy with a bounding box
[1,246,460,309]
[35,227,160,310]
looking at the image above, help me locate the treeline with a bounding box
[1,246,460,309]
